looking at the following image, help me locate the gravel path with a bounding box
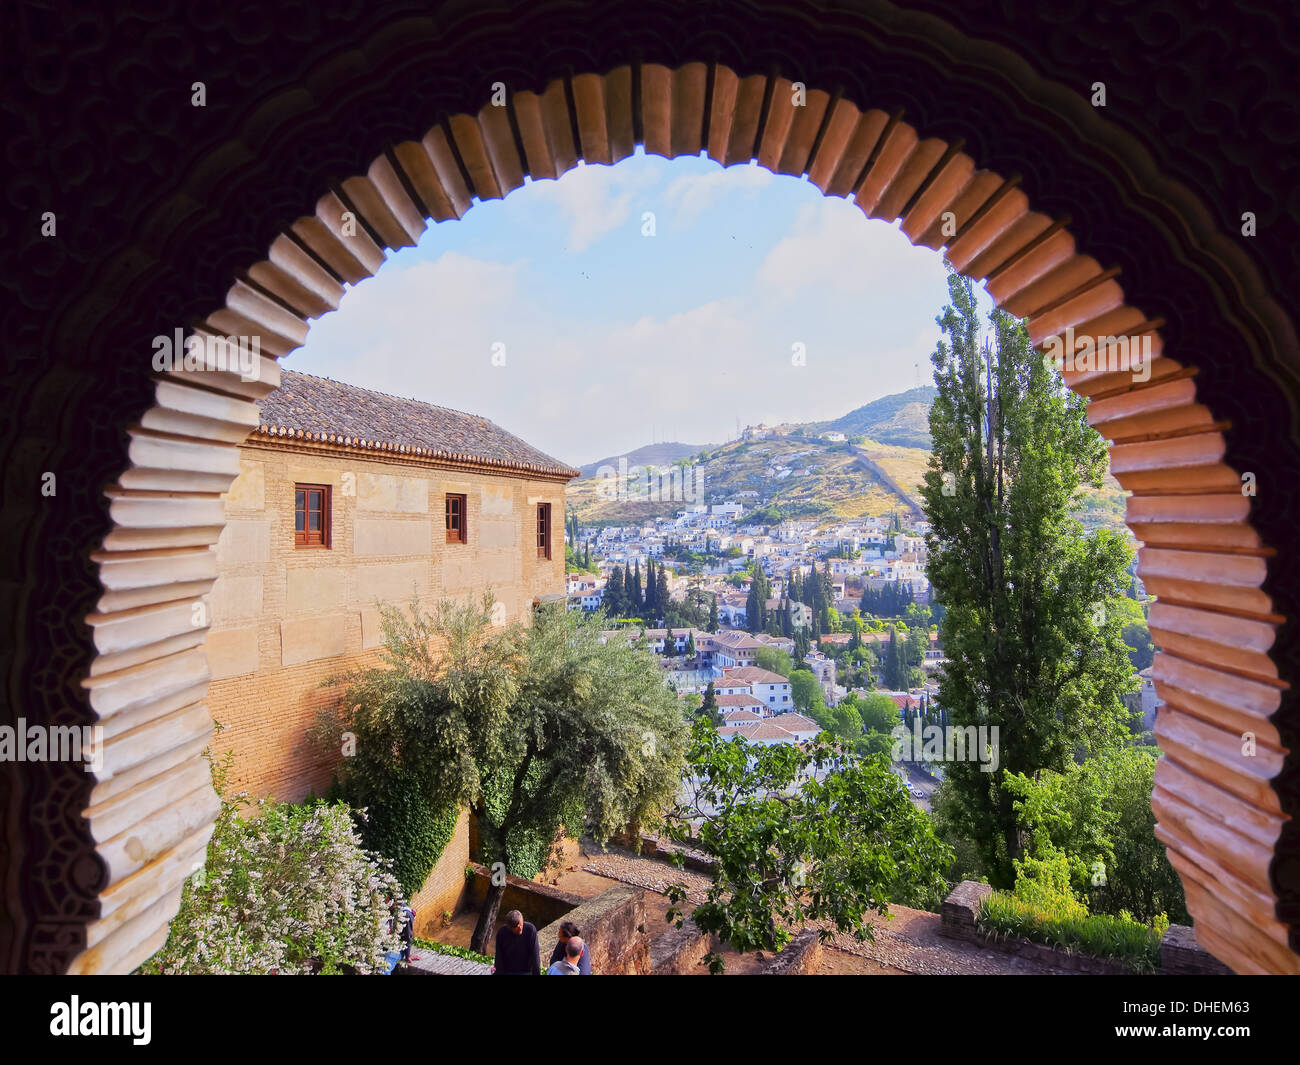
[583,852,712,906]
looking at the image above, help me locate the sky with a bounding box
[290,149,967,469]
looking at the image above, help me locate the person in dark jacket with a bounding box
[547,919,591,975]
[493,910,541,975]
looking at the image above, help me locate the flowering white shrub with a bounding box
[144,784,406,975]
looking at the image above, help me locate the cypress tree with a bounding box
[630,561,643,614]
[605,565,625,618]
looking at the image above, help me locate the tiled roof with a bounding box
[715,694,765,707]
[725,667,790,685]
[254,370,579,479]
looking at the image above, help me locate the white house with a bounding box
[723,666,793,711]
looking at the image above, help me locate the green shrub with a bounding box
[978,891,1168,973]
[143,762,405,974]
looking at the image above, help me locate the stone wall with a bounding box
[207,439,568,800]
[538,886,650,975]
[939,880,993,940]
[463,863,583,932]
[1161,924,1236,976]
[649,917,714,975]
[758,929,825,975]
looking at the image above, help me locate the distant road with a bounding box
[897,762,938,813]
[849,444,924,522]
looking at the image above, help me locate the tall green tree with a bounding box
[699,680,719,725]
[630,561,643,614]
[645,557,657,615]
[745,565,770,633]
[919,269,1136,886]
[605,564,625,618]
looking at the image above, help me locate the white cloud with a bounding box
[757,198,948,295]
[663,164,773,226]
[522,161,660,251]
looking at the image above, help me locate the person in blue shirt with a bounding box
[547,920,591,974]
[547,936,585,975]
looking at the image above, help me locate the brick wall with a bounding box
[207,439,569,800]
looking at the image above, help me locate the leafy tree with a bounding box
[745,565,771,633]
[645,557,657,615]
[790,669,824,714]
[324,597,686,954]
[857,691,902,734]
[698,681,720,725]
[1002,747,1187,923]
[882,625,909,690]
[666,722,953,971]
[919,269,1136,886]
[753,646,792,678]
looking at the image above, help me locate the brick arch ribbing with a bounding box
[72,62,1293,976]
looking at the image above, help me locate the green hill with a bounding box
[817,385,938,448]
[577,441,712,479]
[566,387,1129,537]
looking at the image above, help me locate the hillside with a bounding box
[565,387,1130,538]
[817,385,938,449]
[578,441,712,479]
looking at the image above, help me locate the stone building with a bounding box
[206,370,577,802]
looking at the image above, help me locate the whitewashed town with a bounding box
[569,461,946,782]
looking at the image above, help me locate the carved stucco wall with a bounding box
[1,0,1296,973]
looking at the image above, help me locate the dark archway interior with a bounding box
[2,0,1297,973]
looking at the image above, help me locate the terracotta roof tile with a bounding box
[255,370,578,479]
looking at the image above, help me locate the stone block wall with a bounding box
[1161,924,1236,975]
[538,885,650,975]
[463,864,583,932]
[939,880,993,939]
[758,929,825,974]
[649,917,714,974]
[207,440,568,800]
